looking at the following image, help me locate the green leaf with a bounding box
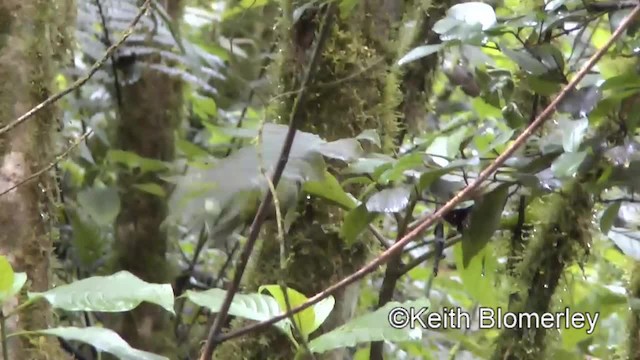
[551,151,587,178]
[600,202,621,234]
[454,242,500,307]
[29,271,175,314]
[340,204,377,245]
[176,139,209,159]
[559,117,589,153]
[77,187,120,226]
[133,183,167,197]
[461,183,510,267]
[397,44,445,66]
[303,171,358,210]
[315,138,364,162]
[0,256,14,303]
[607,229,640,261]
[259,285,334,340]
[365,187,412,213]
[502,47,548,75]
[308,298,430,354]
[191,94,217,120]
[185,288,292,335]
[34,327,168,360]
[356,129,381,148]
[107,150,168,173]
[378,153,423,184]
[446,2,497,30]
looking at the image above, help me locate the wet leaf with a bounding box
[600,202,621,234]
[398,44,445,66]
[551,151,587,178]
[461,183,510,267]
[366,187,412,213]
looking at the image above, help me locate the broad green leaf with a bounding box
[34,327,168,360]
[308,298,430,354]
[315,138,364,162]
[502,47,548,75]
[446,2,497,30]
[378,153,423,184]
[77,187,120,226]
[607,229,640,261]
[258,285,324,340]
[345,155,394,175]
[551,151,587,178]
[107,150,168,173]
[176,139,209,159]
[303,171,358,210]
[600,201,621,234]
[0,256,14,303]
[365,187,412,213]
[355,129,381,147]
[339,0,358,18]
[340,204,377,245]
[461,183,510,267]
[557,87,601,116]
[559,117,589,153]
[454,242,499,307]
[398,44,445,66]
[185,288,291,335]
[133,183,167,197]
[191,94,217,119]
[29,271,174,314]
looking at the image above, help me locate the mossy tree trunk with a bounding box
[109,0,184,356]
[0,1,74,359]
[214,1,410,359]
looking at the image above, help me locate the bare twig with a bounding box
[0,131,93,197]
[0,0,151,137]
[212,5,640,344]
[198,5,338,359]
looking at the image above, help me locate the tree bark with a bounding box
[109,0,184,356]
[0,0,75,359]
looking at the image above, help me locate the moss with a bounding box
[492,183,592,360]
[216,1,403,358]
[629,262,640,359]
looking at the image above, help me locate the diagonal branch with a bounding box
[198,4,338,359]
[0,0,151,137]
[212,4,640,345]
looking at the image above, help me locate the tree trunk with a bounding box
[109,0,183,356]
[214,1,407,359]
[0,0,75,359]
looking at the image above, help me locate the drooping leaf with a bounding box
[557,87,602,116]
[340,204,377,244]
[600,201,622,234]
[76,187,121,226]
[454,242,499,307]
[107,150,168,173]
[29,271,175,314]
[397,44,445,66]
[34,327,168,360]
[365,187,412,213]
[315,138,364,162]
[308,298,429,354]
[303,171,358,210]
[558,117,589,153]
[259,285,334,340]
[355,129,381,148]
[133,183,167,197]
[378,153,424,184]
[551,151,587,178]
[502,47,548,75]
[446,2,497,30]
[607,228,640,261]
[461,183,510,267]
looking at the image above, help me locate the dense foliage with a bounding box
[3,0,640,359]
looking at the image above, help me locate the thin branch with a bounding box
[0,131,93,197]
[212,5,640,343]
[198,5,338,359]
[0,0,151,137]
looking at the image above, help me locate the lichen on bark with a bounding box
[0,0,74,358]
